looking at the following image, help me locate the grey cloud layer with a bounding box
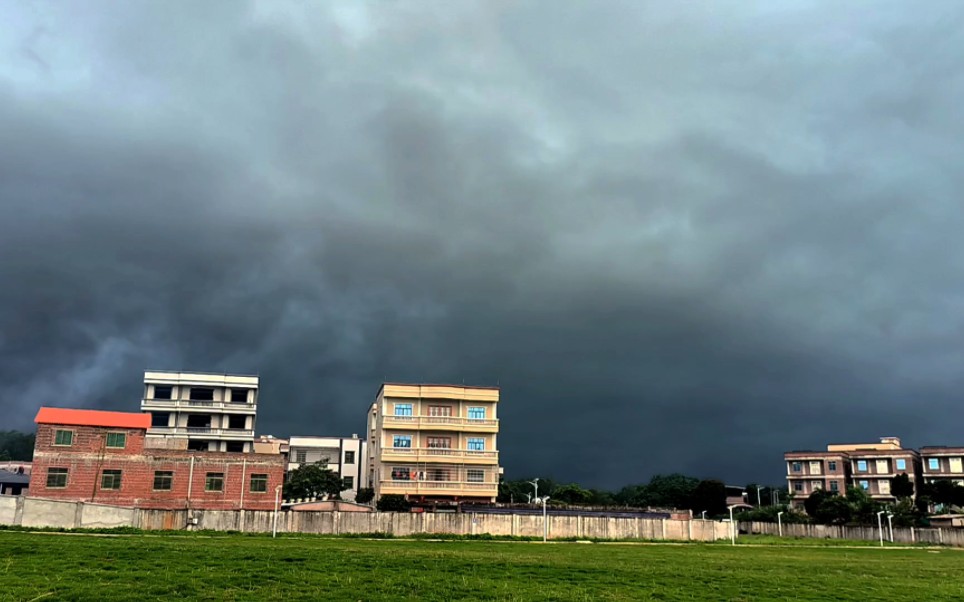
[2,1,964,486]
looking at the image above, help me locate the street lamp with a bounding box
[876,511,886,547]
[728,506,736,546]
[529,478,540,503]
[272,485,283,538]
[537,496,550,542]
[777,511,784,538]
[701,511,707,520]
[887,513,894,543]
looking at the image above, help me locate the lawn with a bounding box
[1,532,963,601]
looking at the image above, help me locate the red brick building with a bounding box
[29,407,285,510]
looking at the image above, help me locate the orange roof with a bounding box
[35,407,151,430]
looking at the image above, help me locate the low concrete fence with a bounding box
[0,496,729,541]
[740,521,964,546]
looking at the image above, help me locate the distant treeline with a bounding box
[498,474,786,518]
[0,431,35,462]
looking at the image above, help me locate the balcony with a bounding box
[377,479,498,497]
[141,398,256,413]
[147,426,255,440]
[381,415,499,432]
[379,447,499,464]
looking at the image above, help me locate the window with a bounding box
[205,472,224,492]
[188,440,211,451]
[344,451,355,464]
[151,412,169,428]
[791,462,801,472]
[228,415,247,430]
[393,435,412,448]
[809,461,821,475]
[153,471,173,491]
[951,458,963,474]
[46,468,68,488]
[467,407,486,420]
[296,450,307,464]
[896,458,906,471]
[189,387,214,401]
[467,438,485,451]
[859,480,870,490]
[250,474,268,493]
[428,405,452,417]
[394,403,413,417]
[186,414,211,428]
[106,432,126,449]
[230,388,248,403]
[879,480,891,495]
[391,467,411,481]
[427,437,451,449]
[427,468,451,482]
[929,458,940,471]
[101,470,122,490]
[467,469,485,483]
[793,481,803,492]
[343,476,354,490]
[226,442,245,453]
[54,430,73,446]
[830,480,839,492]
[153,385,173,400]
[828,461,837,472]
[857,460,867,472]
[875,460,889,474]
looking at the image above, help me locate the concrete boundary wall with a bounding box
[740,521,964,547]
[0,497,729,541]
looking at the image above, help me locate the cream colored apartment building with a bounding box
[367,383,500,504]
[141,371,259,453]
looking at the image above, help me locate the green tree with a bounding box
[283,460,343,500]
[497,478,556,504]
[846,486,881,525]
[643,474,700,509]
[813,494,852,525]
[553,483,593,505]
[690,480,727,517]
[804,489,833,518]
[891,473,914,499]
[355,488,375,505]
[0,431,35,461]
[376,494,412,512]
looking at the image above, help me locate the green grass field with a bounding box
[2,532,963,601]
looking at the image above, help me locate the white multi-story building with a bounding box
[141,371,259,453]
[287,435,368,501]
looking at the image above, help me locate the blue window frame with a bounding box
[896,459,906,471]
[791,462,801,472]
[394,404,413,417]
[859,480,869,490]
[857,460,867,472]
[929,458,940,470]
[393,435,412,448]
[467,438,485,451]
[467,407,486,420]
[828,461,837,471]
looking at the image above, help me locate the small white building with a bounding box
[287,435,368,501]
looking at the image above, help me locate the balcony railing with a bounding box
[381,416,498,428]
[142,398,256,411]
[379,447,498,460]
[148,426,254,438]
[378,479,497,492]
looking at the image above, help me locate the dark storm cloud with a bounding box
[3,1,964,487]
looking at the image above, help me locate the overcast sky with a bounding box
[3,1,964,488]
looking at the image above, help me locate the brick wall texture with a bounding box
[29,423,285,510]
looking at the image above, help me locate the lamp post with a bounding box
[701,511,707,520]
[876,511,885,547]
[537,496,550,542]
[728,506,736,546]
[529,479,540,504]
[887,513,894,543]
[272,485,283,539]
[777,511,784,538]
